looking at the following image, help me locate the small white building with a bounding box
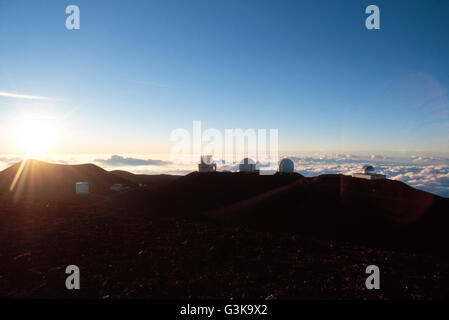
[75,182,89,195]
[110,184,123,192]
[352,165,386,180]
[198,155,217,173]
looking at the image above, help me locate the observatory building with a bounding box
[110,184,123,192]
[198,155,217,173]
[278,158,295,174]
[352,165,386,180]
[75,182,89,195]
[239,158,259,174]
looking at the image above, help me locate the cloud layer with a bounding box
[94,155,170,167]
[0,154,448,198]
[285,155,449,198]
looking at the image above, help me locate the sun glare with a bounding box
[14,116,58,155]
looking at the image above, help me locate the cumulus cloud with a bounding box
[0,157,22,170]
[282,154,449,198]
[370,154,388,160]
[94,155,170,167]
[388,165,449,198]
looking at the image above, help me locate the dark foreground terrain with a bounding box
[0,160,448,299]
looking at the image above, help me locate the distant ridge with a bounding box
[0,159,135,200]
[110,169,180,187]
[207,173,442,225]
[202,174,449,249]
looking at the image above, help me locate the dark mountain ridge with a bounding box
[0,159,135,200]
[1,159,447,249]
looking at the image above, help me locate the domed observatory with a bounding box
[278,158,295,174]
[239,158,259,174]
[352,165,386,180]
[363,165,376,174]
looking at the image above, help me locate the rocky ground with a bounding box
[1,199,447,299]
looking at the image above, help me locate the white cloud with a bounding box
[285,155,449,198]
[94,155,170,167]
[0,91,55,101]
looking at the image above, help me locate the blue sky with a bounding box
[0,0,448,155]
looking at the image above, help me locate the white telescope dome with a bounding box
[362,165,376,174]
[279,158,294,173]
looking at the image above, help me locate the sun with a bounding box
[14,116,58,155]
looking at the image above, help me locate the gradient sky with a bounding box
[0,0,448,155]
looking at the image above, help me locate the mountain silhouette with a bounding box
[0,159,135,200]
